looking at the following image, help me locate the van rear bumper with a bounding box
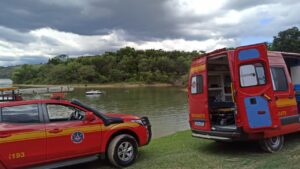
[191,129,245,141]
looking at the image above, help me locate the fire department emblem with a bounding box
[71,131,84,144]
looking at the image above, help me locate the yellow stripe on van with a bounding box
[191,114,206,119]
[190,64,206,74]
[276,98,297,108]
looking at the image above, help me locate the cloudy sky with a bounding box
[0,0,299,66]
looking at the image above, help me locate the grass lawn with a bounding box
[67,130,300,169]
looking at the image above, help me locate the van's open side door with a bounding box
[188,57,210,131]
[233,43,280,133]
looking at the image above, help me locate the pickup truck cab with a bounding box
[0,99,151,168]
[188,43,300,152]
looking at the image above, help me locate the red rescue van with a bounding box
[188,43,300,152]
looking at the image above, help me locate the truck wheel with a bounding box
[259,135,284,153]
[108,134,138,168]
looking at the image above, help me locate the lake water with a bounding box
[68,87,189,138]
[0,79,12,87]
[27,87,189,138]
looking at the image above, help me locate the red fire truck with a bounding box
[0,99,151,168]
[188,43,300,152]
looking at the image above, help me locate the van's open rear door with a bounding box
[188,57,210,131]
[233,43,280,133]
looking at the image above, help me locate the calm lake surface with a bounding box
[0,79,12,87]
[27,87,189,138]
[69,87,189,138]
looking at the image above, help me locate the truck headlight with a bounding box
[131,119,144,126]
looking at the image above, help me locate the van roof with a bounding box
[192,48,300,62]
[192,48,230,61]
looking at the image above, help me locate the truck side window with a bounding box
[271,67,288,91]
[1,104,40,123]
[46,104,85,122]
[240,63,266,87]
[191,75,203,94]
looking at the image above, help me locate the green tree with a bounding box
[78,65,99,83]
[12,65,39,84]
[272,27,300,52]
[48,54,69,65]
[11,48,199,85]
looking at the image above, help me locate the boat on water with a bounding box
[85,90,103,95]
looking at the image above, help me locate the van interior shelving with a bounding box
[283,54,300,112]
[207,55,237,132]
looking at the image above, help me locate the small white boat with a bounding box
[85,90,103,95]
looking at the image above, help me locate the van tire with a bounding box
[107,134,138,168]
[259,135,284,153]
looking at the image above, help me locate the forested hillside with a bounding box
[11,27,300,85]
[12,47,200,85]
[0,66,20,79]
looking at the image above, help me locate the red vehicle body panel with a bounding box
[189,43,300,141]
[0,123,46,168]
[0,100,151,169]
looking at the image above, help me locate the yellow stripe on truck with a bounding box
[0,130,45,144]
[104,122,140,131]
[46,124,103,138]
[0,122,140,144]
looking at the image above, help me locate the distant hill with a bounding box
[12,48,200,85]
[0,66,21,79]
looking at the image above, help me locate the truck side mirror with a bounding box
[85,111,95,121]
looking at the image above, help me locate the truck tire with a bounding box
[259,135,284,153]
[107,134,138,168]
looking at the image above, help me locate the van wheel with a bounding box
[108,134,138,168]
[259,135,284,153]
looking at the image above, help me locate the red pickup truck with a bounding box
[0,99,151,168]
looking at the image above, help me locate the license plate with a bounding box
[195,121,205,126]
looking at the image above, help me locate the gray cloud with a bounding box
[0,0,300,66]
[0,56,48,66]
[18,56,49,64]
[222,0,275,10]
[0,0,175,40]
[1,0,299,41]
[0,57,15,62]
[0,26,36,43]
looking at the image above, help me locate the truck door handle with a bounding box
[49,129,63,134]
[0,133,11,138]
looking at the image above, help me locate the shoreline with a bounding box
[14,82,177,89]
